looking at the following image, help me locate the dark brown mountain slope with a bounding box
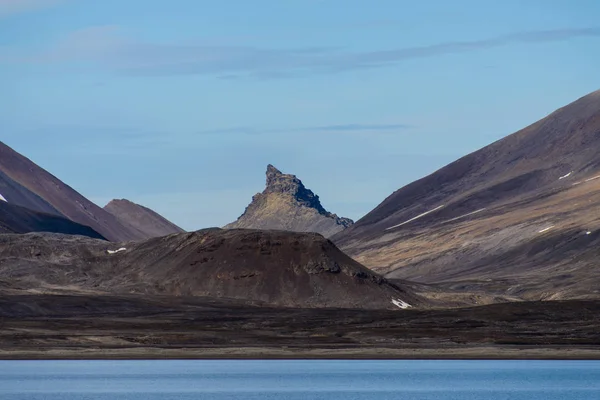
[0,201,105,239]
[104,199,185,238]
[0,229,422,309]
[333,89,600,300]
[225,165,353,238]
[0,141,146,242]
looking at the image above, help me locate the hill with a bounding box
[0,229,421,309]
[104,199,185,238]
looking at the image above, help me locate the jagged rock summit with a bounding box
[225,165,353,237]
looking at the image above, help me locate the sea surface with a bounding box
[1,359,599,399]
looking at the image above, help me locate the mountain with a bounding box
[225,165,353,238]
[333,89,600,300]
[104,199,185,238]
[0,229,422,309]
[0,141,146,242]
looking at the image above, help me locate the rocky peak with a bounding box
[264,165,328,215]
[224,165,354,237]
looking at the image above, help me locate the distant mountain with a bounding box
[104,199,185,238]
[0,141,146,242]
[225,165,353,238]
[333,89,600,301]
[0,230,422,309]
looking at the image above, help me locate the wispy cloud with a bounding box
[196,123,412,135]
[0,0,66,17]
[298,123,411,132]
[5,26,600,78]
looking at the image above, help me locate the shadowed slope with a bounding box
[0,201,105,239]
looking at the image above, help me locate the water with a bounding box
[1,360,599,399]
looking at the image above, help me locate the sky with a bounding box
[1,0,599,230]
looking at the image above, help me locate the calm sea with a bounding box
[1,359,599,399]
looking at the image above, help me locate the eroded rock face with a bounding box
[225,165,353,237]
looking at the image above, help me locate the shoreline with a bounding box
[3,346,600,360]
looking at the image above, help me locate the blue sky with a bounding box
[1,0,599,230]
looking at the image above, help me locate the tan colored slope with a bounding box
[333,89,600,301]
[104,199,185,238]
[0,141,146,242]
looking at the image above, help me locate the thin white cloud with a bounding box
[0,0,66,17]
[3,25,600,78]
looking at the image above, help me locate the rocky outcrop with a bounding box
[225,165,353,237]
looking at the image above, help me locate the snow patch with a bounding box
[107,247,127,254]
[559,171,573,180]
[385,205,445,231]
[0,193,6,202]
[392,298,412,309]
[442,208,486,224]
[585,175,600,182]
[538,226,554,234]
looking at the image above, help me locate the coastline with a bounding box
[3,346,600,360]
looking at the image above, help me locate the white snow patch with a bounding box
[0,193,6,202]
[385,205,445,231]
[559,171,573,180]
[585,175,600,182]
[392,298,412,309]
[538,226,554,234]
[107,247,127,254]
[442,208,486,224]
